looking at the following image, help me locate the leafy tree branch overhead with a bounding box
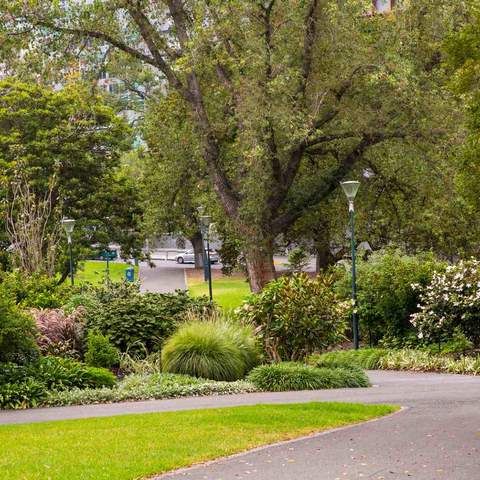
[0,0,470,289]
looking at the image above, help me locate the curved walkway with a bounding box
[138,262,186,293]
[1,371,479,479]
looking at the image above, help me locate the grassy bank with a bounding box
[187,272,251,309]
[0,402,397,480]
[76,261,138,285]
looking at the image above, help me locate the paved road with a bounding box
[139,262,186,293]
[1,371,479,479]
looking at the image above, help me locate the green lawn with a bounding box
[0,402,397,480]
[76,260,138,285]
[187,276,251,309]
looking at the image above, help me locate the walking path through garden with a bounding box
[138,262,186,293]
[1,371,479,479]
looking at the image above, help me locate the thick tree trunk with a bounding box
[315,237,334,273]
[244,244,276,293]
[190,232,204,269]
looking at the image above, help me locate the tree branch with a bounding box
[272,132,405,233]
[300,0,318,96]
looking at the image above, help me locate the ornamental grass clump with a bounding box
[247,362,369,392]
[161,316,259,381]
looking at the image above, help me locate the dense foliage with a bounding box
[0,292,38,365]
[84,283,211,355]
[84,331,120,369]
[238,273,347,361]
[336,249,443,346]
[0,2,470,291]
[32,308,85,358]
[411,259,480,347]
[161,317,259,381]
[247,363,369,392]
[0,357,115,409]
[0,271,70,308]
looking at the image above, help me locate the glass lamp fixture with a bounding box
[61,218,75,234]
[340,181,360,201]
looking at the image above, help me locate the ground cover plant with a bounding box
[310,349,480,375]
[0,402,397,480]
[247,363,369,392]
[161,315,259,381]
[44,373,256,407]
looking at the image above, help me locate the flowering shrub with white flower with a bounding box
[411,259,480,346]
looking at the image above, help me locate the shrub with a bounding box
[0,378,46,409]
[62,292,100,314]
[85,284,211,355]
[31,308,85,358]
[0,357,115,409]
[161,317,259,381]
[237,273,347,362]
[0,291,39,364]
[247,362,370,392]
[411,259,480,347]
[31,356,116,389]
[84,330,120,369]
[287,247,309,274]
[0,270,70,308]
[82,366,117,388]
[335,248,442,346]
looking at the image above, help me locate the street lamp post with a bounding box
[198,209,213,303]
[61,218,76,286]
[341,181,361,350]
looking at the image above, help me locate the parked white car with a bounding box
[175,249,219,264]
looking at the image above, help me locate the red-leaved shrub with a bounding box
[31,308,85,358]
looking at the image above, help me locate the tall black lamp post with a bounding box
[62,217,76,286]
[341,181,360,350]
[198,209,213,303]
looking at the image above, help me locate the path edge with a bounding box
[151,405,408,479]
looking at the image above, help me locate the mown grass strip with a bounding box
[187,276,251,310]
[0,402,397,480]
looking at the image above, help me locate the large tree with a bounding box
[141,93,207,268]
[0,0,470,290]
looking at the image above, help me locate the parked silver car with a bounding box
[175,249,219,264]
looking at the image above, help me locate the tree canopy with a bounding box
[0,79,142,276]
[0,0,476,288]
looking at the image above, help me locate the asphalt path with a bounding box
[156,371,480,480]
[138,262,186,293]
[1,371,479,479]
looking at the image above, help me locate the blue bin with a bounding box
[125,267,135,282]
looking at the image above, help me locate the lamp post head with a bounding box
[61,217,76,235]
[340,181,360,201]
